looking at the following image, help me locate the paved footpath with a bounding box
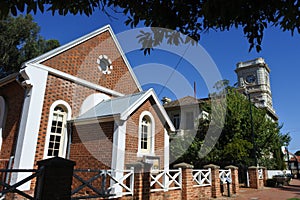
[220,179,300,200]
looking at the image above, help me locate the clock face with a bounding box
[245,75,256,84]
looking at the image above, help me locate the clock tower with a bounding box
[235,57,278,120]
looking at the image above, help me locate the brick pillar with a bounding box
[204,164,221,198]
[248,166,264,189]
[225,165,239,194]
[262,167,268,186]
[142,163,152,200]
[174,162,194,200]
[126,162,152,200]
[35,157,75,200]
[126,162,144,200]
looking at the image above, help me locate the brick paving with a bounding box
[219,179,300,200]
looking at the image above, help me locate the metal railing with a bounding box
[0,167,44,200]
[71,168,134,199]
[192,169,211,187]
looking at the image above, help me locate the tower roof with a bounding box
[235,57,270,73]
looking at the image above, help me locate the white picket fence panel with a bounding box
[258,168,263,180]
[107,168,134,196]
[219,169,231,184]
[192,168,212,187]
[150,169,182,192]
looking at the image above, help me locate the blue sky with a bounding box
[30,9,300,153]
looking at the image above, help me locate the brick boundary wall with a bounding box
[122,162,239,200]
[0,161,241,199]
[248,166,265,189]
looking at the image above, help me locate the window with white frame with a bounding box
[138,111,155,155]
[140,116,151,153]
[47,106,67,157]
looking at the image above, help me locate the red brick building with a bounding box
[0,25,175,191]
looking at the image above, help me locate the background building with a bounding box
[235,57,278,121]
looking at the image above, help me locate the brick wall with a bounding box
[34,28,142,165]
[42,30,140,95]
[70,121,114,169]
[0,81,25,161]
[125,98,166,168]
[34,74,104,164]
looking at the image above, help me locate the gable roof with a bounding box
[0,73,18,87]
[22,25,142,93]
[163,96,209,108]
[75,89,175,131]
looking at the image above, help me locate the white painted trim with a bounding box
[164,128,170,170]
[0,96,5,152]
[73,115,118,125]
[12,65,48,190]
[24,25,142,92]
[43,100,72,159]
[137,111,155,157]
[111,120,127,197]
[120,89,175,132]
[30,63,124,97]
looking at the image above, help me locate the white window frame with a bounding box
[43,100,71,159]
[140,117,151,153]
[0,96,6,152]
[137,111,155,157]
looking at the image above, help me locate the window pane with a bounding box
[54,150,59,156]
[143,133,148,139]
[51,127,56,133]
[47,149,53,156]
[55,136,61,142]
[143,125,147,133]
[57,121,63,127]
[49,142,54,148]
[54,142,60,149]
[56,127,62,133]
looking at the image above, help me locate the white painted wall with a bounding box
[111,120,127,197]
[267,170,292,179]
[12,64,48,190]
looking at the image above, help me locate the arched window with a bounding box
[141,116,151,153]
[44,100,71,158]
[138,111,155,155]
[0,96,6,152]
